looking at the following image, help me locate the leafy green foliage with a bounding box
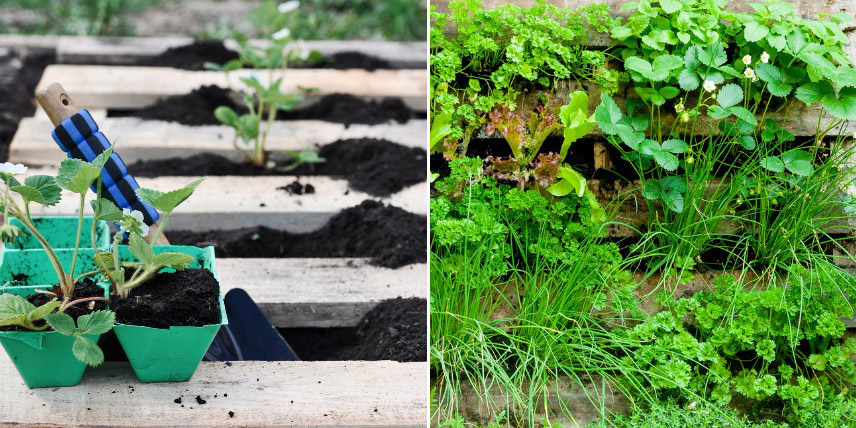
[55,148,113,194]
[136,178,204,215]
[0,294,59,329]
[44,310,114,366]
[11,175,61,206]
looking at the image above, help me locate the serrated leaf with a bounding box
[659,0,681,13]
[717,83,743,108]
[662,139,688,154]
[662,188,685,213]
[708,106,733,120]
[744,21,769,42]
[787,30,807,54]
[128,233,154,266]
[136,177,205,214]
[761,156,785,173]
[642,180,662,200]
[56,159,101,194]
[11,175,61,206]
[654,151,680,171]
[662,176,686,192]
[154,252,195,269]
[0,293,36,320]
[639,139,660,156]
[795,82,834,105]
[729,106,757,126]
[27,300,60,323]
[781,150,813,176]
[678,69,700,90]
[821,87,856,120]
[698,44,727,67]
[94,252,114,271]
[77,311,115,336]
[91,198,124,222]
[659,86,680,99]
[73,336,104,367]
[739,136,757,150]
[652,55,683,71]
[44,312,76,335]
[595,94,623,133]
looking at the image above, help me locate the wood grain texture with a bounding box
[37,65,428,111]
[34,82,82,126]
[218,258,427,327]
[0,356,427,427]
[22,171,427,233]
[10,118,427,167]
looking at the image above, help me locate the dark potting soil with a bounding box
[169,200,427,268]
[114,85,421,127]
[279,297,427,362]
[0,280,107,332]
[139,40,239,70]
[127,138,427,197]
[111,268,221,328]
[279,180,315,195]
[0,48,56,161]
[301,51,393,71]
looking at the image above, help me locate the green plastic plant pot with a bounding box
[0,284,108,388]
[6,216,110,251]
[112,245,227,383]
[0,247,102,286]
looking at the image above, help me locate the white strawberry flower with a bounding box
[742,55,752,65]
[760,51,770,63]
[675,103,685,113]
[0,162,27,176]
[120,208,150,237]
[272,28,291,40]
[277,1,299,13]
[744,68,755,79]
[703,80,717,92]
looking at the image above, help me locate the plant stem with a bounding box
[148,211,170,246]
[16,207,70,296]
[69,193,86,283]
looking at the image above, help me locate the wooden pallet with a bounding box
[11,117,427,166]
[0,35,427,68]
[38,65,428,111]
[0,356,426,427]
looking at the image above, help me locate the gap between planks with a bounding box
[37,65,428,111]
[0,35,427,68]
[0,356,427,427]
[218,258,427,328]
[22,171,427,233]
[11,117,427,167]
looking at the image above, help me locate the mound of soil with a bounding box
[112,269,221,328]
[169,200,426,268]
[280,297,427,362]
[116,84,420,127]
[305,51,393,71]
[127,138,426,197]
[140,40,239,70]
[128,85,241,125]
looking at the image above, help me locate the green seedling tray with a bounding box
[6,216,110,251]
[0,246,101,287]
[112,245,227,383]
[0,284,108,388]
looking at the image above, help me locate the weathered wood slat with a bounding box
[0,356,427,427]
[10,117,427,167]
[37,65,428,111]
[0,35,426,67]
[219,258,426,328]
[23,172,427,233]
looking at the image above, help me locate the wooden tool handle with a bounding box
[34,82,170,245]
[35,82,82,127]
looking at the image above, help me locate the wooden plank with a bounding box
[219,258,427,328]
[23,173,427,233]
[37,65,428,111]
[10,117,428,167]
[0,357,427,427]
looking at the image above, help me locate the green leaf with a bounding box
[44,312,76,335]
[73,336,104,367]
[625,55,681,82]
[662,188,685,213]
[27,300,60,323]
[717,83,743,108]
[821,87,856,120]
[642,180,662,200]
[729,107,757,126]
[652,55,683,72]
[430,113,452,151]
[653,151,680,171]
[678,69,700,91]
[786,30,807,54]
[659,86,680,100]
[546,166,587,198]
[659,0,681,13]
[559,92,595,159]
[661,139,687,154]
[698,44,727,67]
[595,94,623,133]
[77,310,115,336]
[11,175,62,206]
[756,64,793,97]
[781,150,813,176]
[91,198,124,222]
[662,176,686,192]
[93,252,114,271]
[56,158,102,194]
[136,177,205,214]
[795,82,834,105]
[744,21,769,42]
[0,294,35,326]
[153,252,195,269]
[214,106,239,127]
[128,233,155,266]
[761,156,785,173]
[739,136,757,150]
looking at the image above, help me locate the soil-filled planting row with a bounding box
[109,85,424,127]
[129,138,426,197]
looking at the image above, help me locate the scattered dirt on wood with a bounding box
[115,85,421,127]
[169,200,426,268]
[280,297,427,362]
[195,395,207,405]
[140,40,239,70]
[278,180,315,195]
[112,269,221,328]
[127,138,426,197]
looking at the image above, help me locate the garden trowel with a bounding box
[34,82,298,361]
